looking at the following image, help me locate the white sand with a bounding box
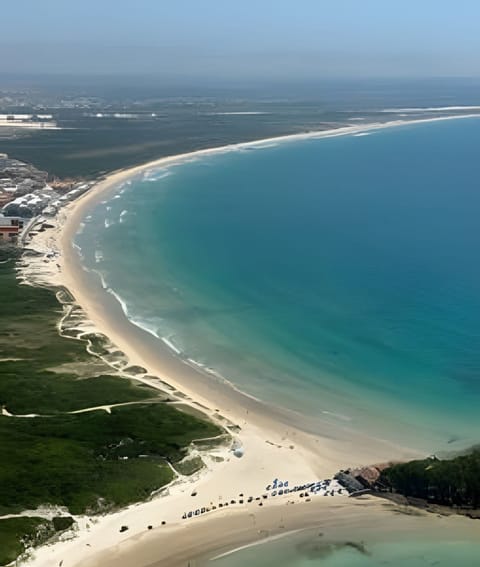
[21,114,480,567]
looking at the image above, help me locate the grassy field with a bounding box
[0,253,158,414]
[0,249,223,559]
[0,404,219,515]
[0,100,343,179]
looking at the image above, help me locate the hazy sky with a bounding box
[2,0,480,79]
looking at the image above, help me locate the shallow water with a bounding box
[210,530,480,567]
[75,118,480,453]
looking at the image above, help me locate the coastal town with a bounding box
[0,153,93,243]
[0,113,58,131]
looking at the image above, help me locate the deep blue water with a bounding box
[76,117,480,451]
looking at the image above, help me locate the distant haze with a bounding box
[2,0,480,79]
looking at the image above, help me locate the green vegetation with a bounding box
[0,100,324,179]
[0,254,156,414]
[379,449,480,509]
[174,455,205,476]
[0,249,223,561]
[0,404,219,514]
[0,363,156,415]
[52,516,74,532]
[0,517,55,566]
[0,515,75,565]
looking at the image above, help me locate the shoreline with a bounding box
[21,114,480,567]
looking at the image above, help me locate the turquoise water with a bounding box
[76,118,480,451]
[209,530,480,567]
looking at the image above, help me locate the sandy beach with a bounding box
[20,114,480,567]
[75,498,480,567]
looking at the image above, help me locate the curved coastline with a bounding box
[25,114,480,567]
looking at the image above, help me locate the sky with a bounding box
[2,0,480,80]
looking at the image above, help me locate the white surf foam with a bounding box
[142,167,174,182]
[247,142,279,150]
[380,105,480,113]
[210,111,269,115]
[161,337,182,355]
[186,357,206,368]
[106,287,130,317]
[91,269,108,290]
[321,410,352,422]
[128,317,161,339]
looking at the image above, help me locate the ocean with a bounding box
[75,117,480,453]
[72,117,480,566]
